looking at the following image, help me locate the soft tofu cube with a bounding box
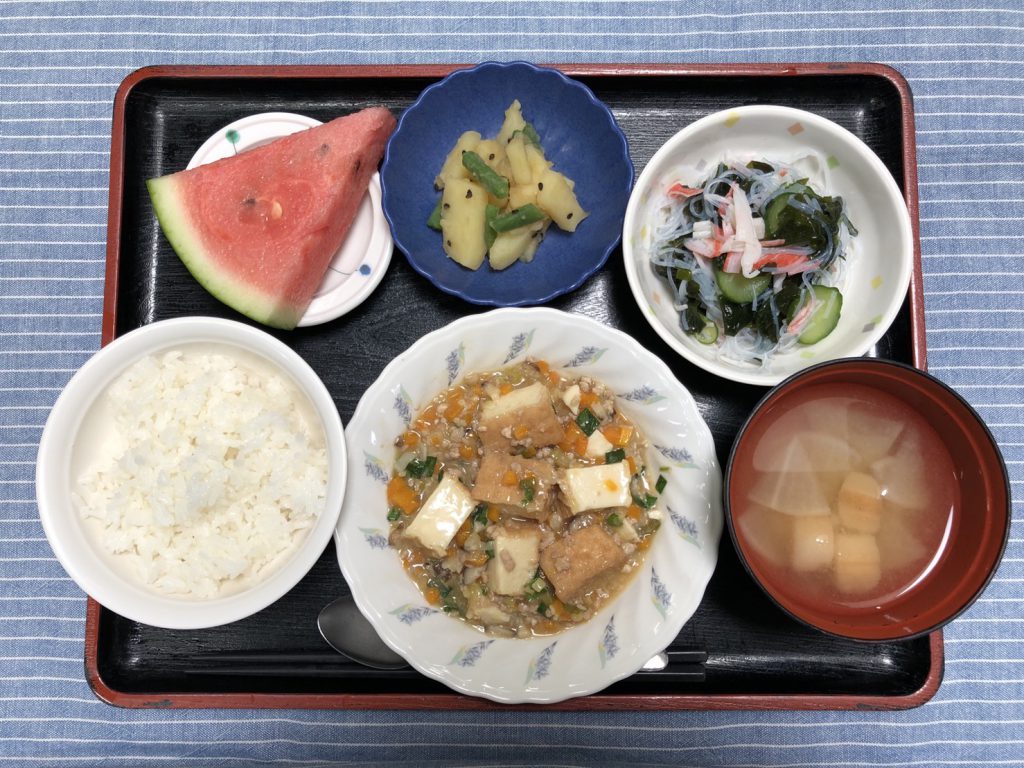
[561,384,581,415]
[584,429,614,459]
[479,381,564,450]
[487,525,542,596]
[466,588,511,625]
[558,463,632,515]
[539,524,627,602]
[837,471,883,534]
[790,515,835,572]
[402,475,477,556]
[471,451,556,520]
[834,532,882,594]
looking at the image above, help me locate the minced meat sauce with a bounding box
[386,359,664,638]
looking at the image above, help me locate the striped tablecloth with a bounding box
[2,2,1021,766]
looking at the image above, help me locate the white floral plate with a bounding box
[334,307,722,703]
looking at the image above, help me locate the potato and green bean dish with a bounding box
[427,100,588,271]
[386,359,665,638]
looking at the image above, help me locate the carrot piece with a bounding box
[499,382,514,395]
[387,476,421,515]
[425,588,441,605]
[627,456,637,475]
[512,424,529,440]
[535,360,550,375]
[465,550,489,567]
[601,424,634,448]
[603,479,620,492]
[487,507,501,523]
[454,520,473,547]
[459,444,476,460]
[579,391,598,409]
[401,430,420,448]
[547,370,562,386]
[501,470,519,486]
[627,504,643,521]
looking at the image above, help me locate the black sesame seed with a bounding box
[446,240,452,246]
[466,189,473,199]
[443,203,450,209]
[488,153,495,160]
[538,182,544,190]
[567,212,573,219]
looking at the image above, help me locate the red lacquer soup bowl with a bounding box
[726,358,1010,641]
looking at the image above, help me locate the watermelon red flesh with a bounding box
[147,107,397,329]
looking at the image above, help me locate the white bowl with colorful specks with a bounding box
[334,307,722,703]
[623,105,915,387]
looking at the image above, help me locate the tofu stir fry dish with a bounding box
[386,360,665,638]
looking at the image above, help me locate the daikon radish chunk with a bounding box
[790,515,835,572]
[834,532,881,594]
[747,441,831,517]
[871,436,928,511]
[836,472,883,534]
[847,403,904,463]
[877,508,929,572]
[737,504,790,568]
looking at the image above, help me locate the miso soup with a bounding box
[733,382,959,609]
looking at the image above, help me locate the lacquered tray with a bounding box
[88,63,938,710]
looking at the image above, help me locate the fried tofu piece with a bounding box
[479,382,564,451]
[487,525,542,596]
[471,451,556,519]
[836,471,883,534]
[539,523,627,602]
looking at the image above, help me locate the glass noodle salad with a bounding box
[650,156,857,365]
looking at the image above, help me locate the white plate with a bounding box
[187,112,392,327]
[334,307,722,703]
[623,105,914,387]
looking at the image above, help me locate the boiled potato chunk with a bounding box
[475,139,507,173]
[505,134,533,186]
[488,225,535,271]
[525,143,552,180]
[536,168,588,232]
[837,471,883,534]
[519,220,550,264]
[834,532,881,594]
[496,99,527,146]
[790,515,834,572]
[440,179,488,270]
[508,184,539,210]
[435,131,481,190]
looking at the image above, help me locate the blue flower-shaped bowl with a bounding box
[381,61,633,306]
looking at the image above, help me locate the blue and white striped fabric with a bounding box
[2,2,1022,766]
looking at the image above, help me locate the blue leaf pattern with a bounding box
[650,568,672,619]
[617,384,666,405]
[668,506,700,548]
[389,604,438,625]
[359,527,389,550]
[564,345,606,368]
[525,641,557,684]
[654,443,697,468]
[503,329,535,364]
[598,616,619,668]
[446,343,465,385]
[393,386,412,426]
[363,451,389,484]
[450,640,494,668]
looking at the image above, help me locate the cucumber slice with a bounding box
[792,285,843,345]
[715,270,772,304]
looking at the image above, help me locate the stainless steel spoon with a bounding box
[317,593,672,672]
[316,594,409,670]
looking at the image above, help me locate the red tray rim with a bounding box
[90,61,938,711]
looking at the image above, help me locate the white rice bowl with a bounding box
[37,317,346,629]
[336,307,722,703]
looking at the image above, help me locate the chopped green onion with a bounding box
[484,541,495,559]
[519,477,536,505]
[405,455,437,478]
[655,474,667,494]
[537,602,549,615]
[604,448,626,464]
[605,512,623,527]
[472,503,489,525]
[575,407,599,436]
[387,506,402,522]
[437,470,445,482]
[527,577,547,593]
[633,493,658,509]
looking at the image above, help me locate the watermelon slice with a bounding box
[147,107,397,329]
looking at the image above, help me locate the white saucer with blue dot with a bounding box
[187,112,393,327]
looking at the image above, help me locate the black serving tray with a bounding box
[88,63,937,710]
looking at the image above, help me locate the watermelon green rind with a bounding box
[147,174,297,329]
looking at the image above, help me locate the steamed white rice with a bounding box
[73,346,328,599]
